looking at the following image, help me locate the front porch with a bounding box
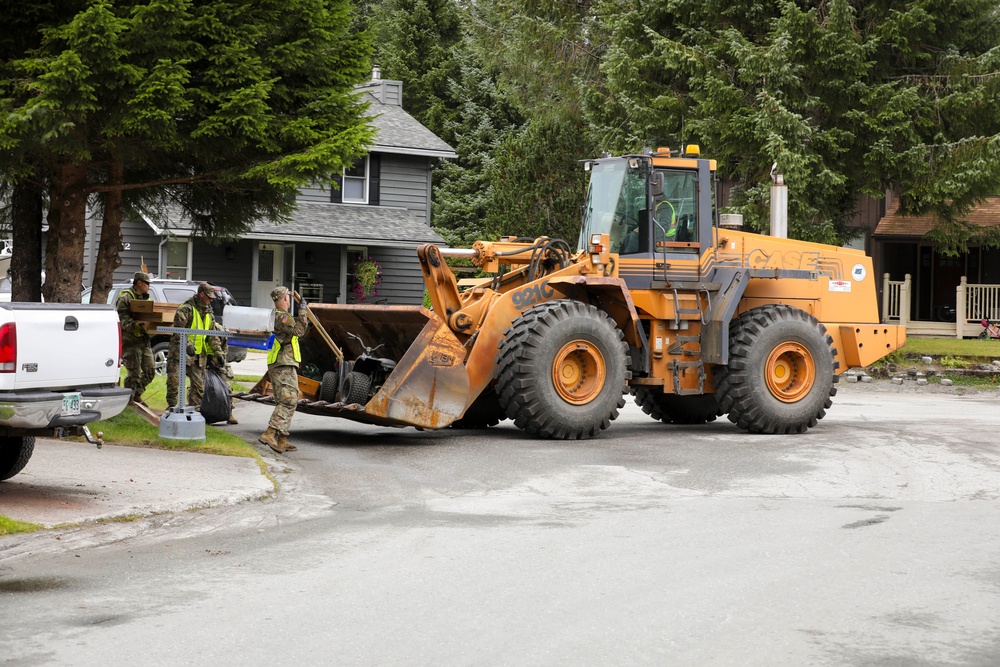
[882,274,999,338]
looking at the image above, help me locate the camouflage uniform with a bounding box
[267,300,310,435]
[166,290,224,408]
[116,279,154,403]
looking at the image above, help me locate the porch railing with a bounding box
[881,273,910,325]
[956,276,1000,338]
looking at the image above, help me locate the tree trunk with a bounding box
[43,162,88,304]
[92,154,125,304]
[10,175,44,302]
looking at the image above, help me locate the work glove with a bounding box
[186,343,195,357]
[132,323,144,336]
[214,354,226,369]
[300,297,308,308]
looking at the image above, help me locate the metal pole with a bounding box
[770,173,787,239]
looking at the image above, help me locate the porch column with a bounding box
[900,274,911,326]
[881,273,889,321]
[956,276,967,339]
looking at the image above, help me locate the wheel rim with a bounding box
[154,350,167,376]
[552,340,606,405]
[764,342,815,403]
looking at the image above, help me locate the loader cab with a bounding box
[580,148,716,284]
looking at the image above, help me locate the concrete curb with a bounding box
[0,438,274,529]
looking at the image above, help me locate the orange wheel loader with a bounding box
[244,147,905,439]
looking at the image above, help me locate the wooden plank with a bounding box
[293,292,343,361]
[130,401,161,426]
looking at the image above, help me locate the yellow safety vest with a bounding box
[267,336,301,364]
[191,308,213,354]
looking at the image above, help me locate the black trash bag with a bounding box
[201,368,231,425]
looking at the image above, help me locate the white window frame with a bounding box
[342,156,369,204]
[163,237,192,281]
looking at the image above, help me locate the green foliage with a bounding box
[579,0,1000,248]
[0,0,375,298]
[485,118,592,243]
[366,0,462,141]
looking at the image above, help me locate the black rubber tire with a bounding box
[342,371,371,405]
[0,436,35,481]
[451,388,507,429]
[152,341,169,376]
[320,371,339,402]
[979,330,989,340]
[495,300,629,439]
[715,305,839,434]
[632,390,720,424]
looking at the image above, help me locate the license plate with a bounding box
[61,393,81,417]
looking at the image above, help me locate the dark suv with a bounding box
[82,279,247,374]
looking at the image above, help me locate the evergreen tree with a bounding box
[432,48,521,246]
[367,0,463,140]
[0,0,374,302]
[585,0,1000,248]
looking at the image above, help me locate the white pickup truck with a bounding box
[0,302,132,481]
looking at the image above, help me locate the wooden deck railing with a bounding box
[881,273,910,325]
[956,277,1000,338]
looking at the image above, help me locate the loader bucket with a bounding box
[291,304,471,429]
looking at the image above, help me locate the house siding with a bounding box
[192,240,254,306]
[364,245,423,305]
[292,242,343,304]
[297,184,331,203]
[84,216,162,286]
[379,155,431,225]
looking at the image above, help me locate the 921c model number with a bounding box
[511,280,555,310]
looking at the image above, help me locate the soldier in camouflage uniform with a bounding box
[166,282,225,409]
[259,285,310,454]
[116,272,155,404]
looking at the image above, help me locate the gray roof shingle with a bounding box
[365,94,456,158]
[149,202,444,248]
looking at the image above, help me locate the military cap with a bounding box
[133,271,151,284]
[197,281,217,299]
[271,285,290,302]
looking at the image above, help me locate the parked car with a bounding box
[81,279,247,374]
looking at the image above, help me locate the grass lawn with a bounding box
[0,515,44,536]
[896,337,1000,360]
[86,371,266,469]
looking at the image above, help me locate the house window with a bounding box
[342,157,368,204]
[164,238,190,280]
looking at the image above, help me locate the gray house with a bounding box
[82,70,456,308]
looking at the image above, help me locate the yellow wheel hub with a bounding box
[552,340,606,405]
[765,342,815,403]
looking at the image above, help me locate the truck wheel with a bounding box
[496,300,629,439]
[452,388,506,429]
[633,390,720,424]
[342,371,371,405]
[152,342,169,376]
[0,436,35,481]
[716,305,838,434]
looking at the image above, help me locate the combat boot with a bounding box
[258,426,286,453]
[276,432,297,452]
[226,414,239,425]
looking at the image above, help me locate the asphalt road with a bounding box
[2,382,1000,666]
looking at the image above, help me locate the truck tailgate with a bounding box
[5,303,122,391]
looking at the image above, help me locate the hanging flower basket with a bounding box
[351,256,382,302]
